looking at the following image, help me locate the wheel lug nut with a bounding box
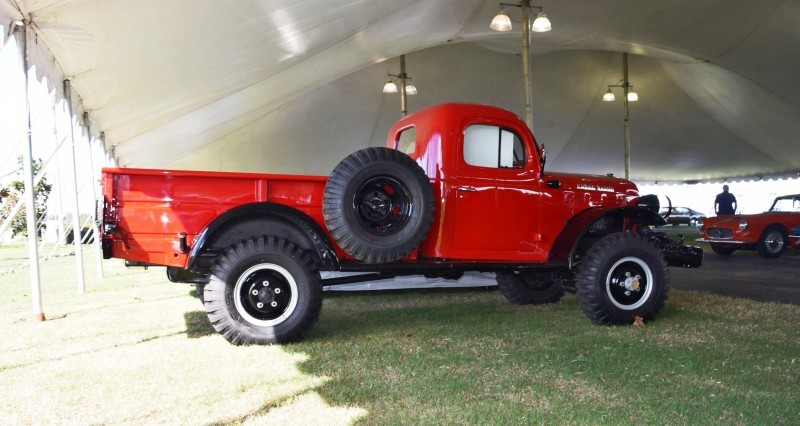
[274,288,281,294]
[251,290,259,296]
[262,280,269,287]
[256,302,264,308]
[625,291,631,296]
[270,301,278,307]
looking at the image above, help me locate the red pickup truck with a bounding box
[101,103,702,345]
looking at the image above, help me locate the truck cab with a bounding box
[386,103,640,262]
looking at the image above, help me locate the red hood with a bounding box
[545,171,640,207]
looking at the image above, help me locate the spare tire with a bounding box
[323,147,434,263]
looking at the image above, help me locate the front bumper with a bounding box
[695,238,748,245]
[649,232,703,268]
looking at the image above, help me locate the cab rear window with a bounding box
[396,127,416,155]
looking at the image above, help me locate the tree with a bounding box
[0,157,52,238]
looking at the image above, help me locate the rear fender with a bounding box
[188,202,338,271]
[548,206,666,268]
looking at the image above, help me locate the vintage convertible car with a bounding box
[697,194,800,258]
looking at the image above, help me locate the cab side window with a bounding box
[463,125,525,169]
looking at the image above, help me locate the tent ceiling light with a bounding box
[490,9,512,31]
[382,80,398,93]
[531,12,551,32]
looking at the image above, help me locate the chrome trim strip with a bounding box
[695,238,748,245]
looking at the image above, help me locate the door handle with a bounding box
[456,186,477,192]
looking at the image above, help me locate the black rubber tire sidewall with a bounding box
[756,226,786,259]
[576,232,670,325]
[497,272,565,305]
[204,237,322,345]
[323,147,434,263]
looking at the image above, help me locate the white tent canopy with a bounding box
[3,0,800,183]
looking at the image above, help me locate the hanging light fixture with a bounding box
[489,2,553,127]
[602,84,639,102]
[382,79,398,93]
[490,3,552,33]
[382,55,417,116]
[490,8,513,32]
[531,11,551,32]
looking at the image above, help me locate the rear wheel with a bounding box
[757,226,787,259]
[710,244,736,256]
[576,232,669,325]
[497,272,564,305]
[204,237,322,345]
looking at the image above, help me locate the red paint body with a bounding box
[102,103,640,268]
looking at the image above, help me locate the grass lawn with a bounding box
[1,243,799,424]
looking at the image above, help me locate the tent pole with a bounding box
[17,20,45,321]
[64,79,86,294]
[623,52,631,180]
[521,0,533,129]
[399,55,407,117]
[85,114,103,279]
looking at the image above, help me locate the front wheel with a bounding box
[576,232,669,325]
[204,237,322,345]
[756,226,787,259]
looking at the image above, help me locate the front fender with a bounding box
[548,206,666,268]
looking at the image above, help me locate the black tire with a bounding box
[496,272,565,305]
[576,232,669,325]
[756,226,787,259]
[195,282,206,303]
[323,147,434,263]
[204,237,322,345]
[710,244,736,256]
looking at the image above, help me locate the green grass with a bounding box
[1,243,799,424]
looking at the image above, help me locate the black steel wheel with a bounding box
[757,226,787,259]
[576,232,669,325]
[496,272,565,305]
[323,147,434,263]
[710,244,736,256]
[204,237,322,345]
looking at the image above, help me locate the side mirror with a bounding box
[540,144,547,175]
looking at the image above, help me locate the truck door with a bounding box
[450,122,543,260]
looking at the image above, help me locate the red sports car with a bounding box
[698,194,800,258]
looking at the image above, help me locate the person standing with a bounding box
[714,184,737,215]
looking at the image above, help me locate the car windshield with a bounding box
[769,196,800,213]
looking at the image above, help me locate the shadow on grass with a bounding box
[184,311,215,338]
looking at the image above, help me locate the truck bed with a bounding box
[101,167,328,268]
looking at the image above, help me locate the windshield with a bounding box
[769,196,800,213]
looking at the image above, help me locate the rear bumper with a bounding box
[102,235,114,259]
